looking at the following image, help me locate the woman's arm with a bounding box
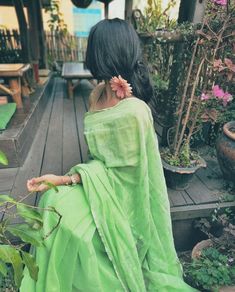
[27,173,81,192]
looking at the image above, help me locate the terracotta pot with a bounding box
[191,239,213,259]
[162,156,206,190]
[219,286,235,291]
[191,239,235,292]
[216,121,235,182]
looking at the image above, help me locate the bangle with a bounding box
[68,173,81,185]
[63,176,72,185]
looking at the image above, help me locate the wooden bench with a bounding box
[0,63,31,108]
[62,62,95,99]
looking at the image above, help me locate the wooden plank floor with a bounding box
[0,78,234,223]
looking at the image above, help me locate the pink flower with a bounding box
[213,59,225,72]
[110,75,132,99]
[222,92,233,106]
[211,85,233,106]
[224,58,235,72]
[212,0,227,5]
[212,85,225,98]
[201,93,210,101]
[213,59,222,68]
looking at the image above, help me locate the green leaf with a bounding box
[7,224,42,247]
[0,260,7,276]
[0,194,15,206]
[21,251,38,281]
[0,245,23,288]
[0,151,8,166]
[0,221,14,245]
[17,204,43,228]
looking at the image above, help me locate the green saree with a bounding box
[20,97,197,292]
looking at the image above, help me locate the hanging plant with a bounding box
[70,0,92,8]
[44,0,68,33]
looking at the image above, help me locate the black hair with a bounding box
[85,18,153,103]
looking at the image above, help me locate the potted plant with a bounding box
[133,0,179,40]
[216,121,235,183]
[159,0,234,190]
[182,208,235,291]
[186,244,235,291]
[159,32,208,190]
[132,1,196,148]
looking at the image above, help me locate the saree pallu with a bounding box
[20,97,197,292]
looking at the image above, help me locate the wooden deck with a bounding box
[0,77,91,213]
[0,77,234,250]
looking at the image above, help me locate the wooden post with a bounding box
[192,0,206,24]
[27,1,40,61]
[178,0,206,23]
[35,0,48,68]
[125,0,133,23]
[104,2,109,19]
[13,0,31,63]
[27,1,40,82]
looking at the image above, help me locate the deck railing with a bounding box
[0,29,23,63]
[45,31,87,63]
[0,29,87,65]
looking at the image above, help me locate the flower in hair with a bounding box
[110,75,132,99]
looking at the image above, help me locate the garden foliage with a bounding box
[0,151,61,288]
[137,0,235,167]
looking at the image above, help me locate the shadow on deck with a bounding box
[0,77,234,250]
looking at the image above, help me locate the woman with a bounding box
[21,19,197,292]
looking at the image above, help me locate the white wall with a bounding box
[108,0,125,19]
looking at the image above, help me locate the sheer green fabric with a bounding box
[20,97,197,292]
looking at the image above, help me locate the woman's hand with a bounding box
[27,174,65,192]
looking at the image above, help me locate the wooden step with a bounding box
[0,75,54,168]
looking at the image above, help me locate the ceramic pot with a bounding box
[162,156,206,190]
[216,121,235,182]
